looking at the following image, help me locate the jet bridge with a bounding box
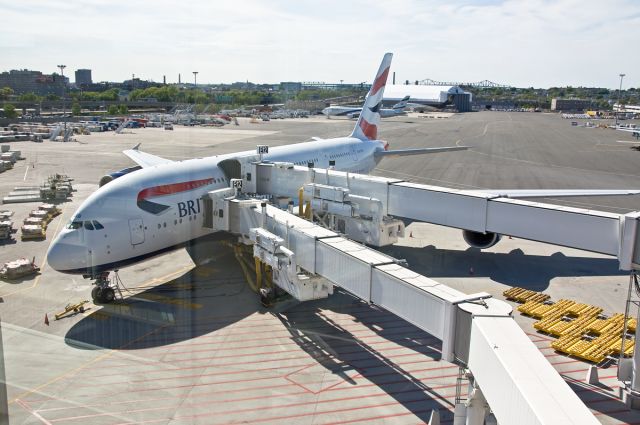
[239,160,640,270]
[200,158,638,424]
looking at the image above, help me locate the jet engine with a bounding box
[98,166,142,187]
[462,230,502,249]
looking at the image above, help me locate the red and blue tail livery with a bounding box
[350,52,392,141]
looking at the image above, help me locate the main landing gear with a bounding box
[90,271,123,304]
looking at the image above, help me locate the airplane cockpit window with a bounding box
[92,220,104,230]
[84,221,95,230]
[66,221,82,230]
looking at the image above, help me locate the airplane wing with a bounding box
[616,128,640,138]
[374,146,470,158]
[470,189,640,198]
[123,144,174,168]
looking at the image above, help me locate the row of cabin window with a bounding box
[329,152,349,159]
[156,214,199,229]
[293,157,319,166]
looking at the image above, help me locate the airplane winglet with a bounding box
[133,143,141,151]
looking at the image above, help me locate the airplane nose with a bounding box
[47,237,89,274]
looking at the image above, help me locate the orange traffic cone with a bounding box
[44,313,49,326]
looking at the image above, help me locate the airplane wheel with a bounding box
[91,287,100,303]
[101,288,115,304]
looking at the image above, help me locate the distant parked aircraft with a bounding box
[322,95,411,119]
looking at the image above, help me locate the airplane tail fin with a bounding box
[350,53,393,141]
[392,95,410,109]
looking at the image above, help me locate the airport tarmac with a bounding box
[2,111,640,424]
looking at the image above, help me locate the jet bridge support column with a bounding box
[464,382,489,425]
[619,271,640,409]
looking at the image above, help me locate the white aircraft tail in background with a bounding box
[391,95,411,109]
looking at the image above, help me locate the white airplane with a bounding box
[47,53,640,303]
[616,126,640,140]
[46,54,466,285]
[322,95,411,119]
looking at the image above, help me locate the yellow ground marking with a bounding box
[132,292,202,310]
[135,265,193,290]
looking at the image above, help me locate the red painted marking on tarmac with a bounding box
[94,338,440,378]
[585,396,626,405]
[593,407,632,416]
[99,329,437,368]
[50,384,448,423]
[138,319,421,346]
[163,334,436,358]
[526,331,555,341]
[109,395,439,425]
[64,358,444,401]
[165,310,407,335]
[115,349,436,386]
[38,364,461,415]
[86,342,438,382]
[108,327,436,357]
[146,340,436,366]
[126,303,391,331]
[44,359,459,410]
[549,358,582,366]
[322,408,453,425]
[529,338,549,344]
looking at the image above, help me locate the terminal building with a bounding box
[383,84,473,112]
[550,98,591,111]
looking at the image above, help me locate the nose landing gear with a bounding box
[90,271,123,304]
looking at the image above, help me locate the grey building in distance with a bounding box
[75,69,92,87]
[0,69,67,96]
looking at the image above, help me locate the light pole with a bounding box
[193,71,198,88]
[57,64,66,132]
[616,73,625,128]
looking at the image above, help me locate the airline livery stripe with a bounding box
[370,67,389,96]
[137,178,214,202]
[359,119,377,140]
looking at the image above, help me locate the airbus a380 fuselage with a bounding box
[47,136,385,274]
[47,53,473,276]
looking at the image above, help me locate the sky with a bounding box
[1,0,639,89]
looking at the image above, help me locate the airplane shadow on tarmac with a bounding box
[379,244,625,291]
[64,243,263,350]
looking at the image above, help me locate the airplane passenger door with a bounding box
[128,218,145,245]
[350,145,359,163]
